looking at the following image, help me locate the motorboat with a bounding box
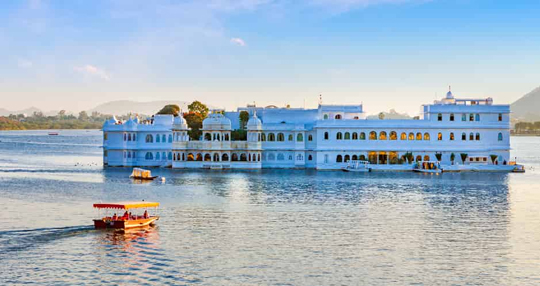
[512,165,526,173]
[93,201,160,230]
[413,161,442,174]
[48,132,59,136]
[342,160,371,172]
[130,168,158,180]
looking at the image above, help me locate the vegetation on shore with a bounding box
[0,111,113,130]
[513,121,540,135]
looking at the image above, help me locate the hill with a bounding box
[0,106,42,117]
[88,100,191,116]
[366,109,413,120]
[511,86,540,121]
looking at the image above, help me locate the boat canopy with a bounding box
[93,201,160,209]
[131,168,153,179]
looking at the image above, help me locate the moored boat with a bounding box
[130,168,158,180]
[512,165,526,173]
[48,132,59,136]
[413,161,442,174]
[93,201,160,230]
[342,160,371,172]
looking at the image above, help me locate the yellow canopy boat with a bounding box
[93,201,160,230]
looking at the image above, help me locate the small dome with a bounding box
[446,91,453,99]
[173,114,188,130]
[202,112,231,130]
[103,116,118,127]
[124,117,137,128]
[247,112,262,130]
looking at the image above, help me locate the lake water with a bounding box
[0,130,539,285]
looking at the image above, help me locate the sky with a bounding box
[1,0,540,116]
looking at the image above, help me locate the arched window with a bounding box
[437,133,442,141]
[204,133,211,141]
[277,153,284,161]
[213,153,220,162]
[469,114,474,121]
[324,114,329,120]
[203,154,211,161]
[359,155,366,161]
[352,155,358,160]
[409,133,414,140]
[277,133,285,141]
[258,154,261,161]
[469,133,474,140]
[379,131,387,140]
[416,132,422,140]
[268,153,275,160]
[288,155,293,161]
[127,152,131,158]
[450,133,455,140]
[156,135,160,143]
[424,133,431,140]
[232,153,239,161]
[133,134,136,141]
[268,133,275,141]
[476,133,480,140]
[222,153,229,161]
[308,155,313,161]
[127,133,131,141]
[168,134,173,143]
[437,113,442,121]
[462,132,466,140]
[162,134,166,143]
[344,155,350,162]
[390,131,397,140]
[168,152,172,160]
[156,152,161,160]
[416,155,422,162]
[297,133,303,142]
[225,134,229,141]
[145,152,153,160]
[308,135,313,141]
[336,155,343,163]
[498,132,503,141]
[288,134,293,141]
[462,114,467,121]
[450,113,454,121]
[475,114,480,121]
[401,132,407,140]
[424,155,430,161]
[187,153,194,161]
[324,132,329,140]
[261,133,266,141]
[336,132,343,140]
[196,153,203,161]
[145,134,153,143]
[498,113,502,121]
[369,131,377,140]
[344,132,351,140]
[335,114,342,120]
[352,132,358,140]
[124,133,127,141]
[360,132,366,140]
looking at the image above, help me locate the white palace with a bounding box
[102,90,514,171]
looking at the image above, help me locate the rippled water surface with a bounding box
[1,130,540,285]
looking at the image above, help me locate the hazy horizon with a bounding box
[2,0,539,115]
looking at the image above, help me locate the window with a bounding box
[462,132,466,141]
[133,134,136,141]
[278,133,285,141]
[145,152,153,160]
[437,113,442,121]
[475,114,480,121]
[416,132,422,140]
[324,154,329,164]
[297,133,303,142]
[336,155,343,163]
[204,133,211,141]
[476,133,480,140]
[450,113,454,121]
[124,133,127,141]
[324,132,329,140]
[344,132,350,140]
[498,113,502,121]
[416,155,422,162]
[225,134,230,141]
[344,155,350,162]
[469,133,474,140]
[337,132,343,140]
[424,155,430,161]
[470,114,474,121]
[268,133,275,141]
[156,135,161,142]
[390,131,397,140]
[288,134,293,141]
[352,155,358,160]
[168,152,172,160]
[369,131,377,140]
[409,133,414,140]
[187,153,194,161]
[213,153,220,162]
[335,114,342,120]
[156,152,160,160]
[168,134,173,143]
[162,134,166,143]
[379,131,387,140]
[437,133,442,141]
[324,114,329,120]
[462,114,466,121]
[401,132,407,140]
[360,132,366,140]
[222,154,229,161]
[277,153,284,161]
[308,155,313,161]
[424,133,430,140]
[450,132,454,140]
[145,134,153,143]
[352,132,358,140]
[498,132,503,141]
[268,153,275,160]
[127,133,132,141]
[261,133,266,141]
[308,135,313,141]
[104,133,108,140]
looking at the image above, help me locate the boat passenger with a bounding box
[112,213,117,221]
[122,211,129,220]
[143,210,149,219]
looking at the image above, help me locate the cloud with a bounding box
[309,0,428,13]
[74,65,111,81]
[230,37,246,46]
[17,58,33,68]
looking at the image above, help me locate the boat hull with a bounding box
[413,169,442,174]
[130,176,158,180]
[342,168,371,172]
[94,216,159,230]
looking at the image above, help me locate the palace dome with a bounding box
[103,116,118,127]
[247,112,262,130]
[173,114,188,130]
[202,112,231,130]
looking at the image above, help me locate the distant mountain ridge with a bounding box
[366,109,412,120]
[0,106,43,117]
[88,100,192,116]
[511,86,540,121]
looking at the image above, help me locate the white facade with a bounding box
[103,91,512,170]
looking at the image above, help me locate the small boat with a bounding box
[413,161,442,174]
[93,201,160,230]
[48,132,59,136]
[512,165,526,173]
[130,168,158,180]
[342,160,371,172]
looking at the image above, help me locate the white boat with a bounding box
[342,160,371,172]
[413,161,442,174]
[130,168,158,180]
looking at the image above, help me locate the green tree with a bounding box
[490,154,498,164]
[157,104,180,116]
[188,101,209,118]
[450,153,456,163]
[183,112,204,140]
[378,112,385,120]
[460,153,468,164]
[231,129,247,141]
[239,111,249,130]
[78,111,89,120]
[435,152,442,162]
